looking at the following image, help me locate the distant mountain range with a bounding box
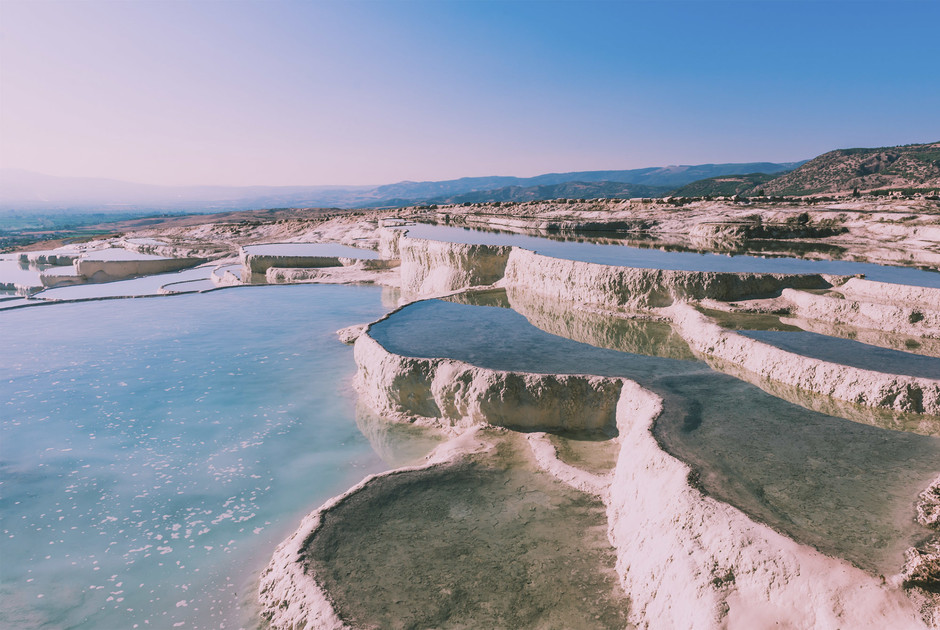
[2,143,936,216]
[0,161,803,214]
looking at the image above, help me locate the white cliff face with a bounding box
[354,333,621,431]
[398,236,511,297]
[501,248,832,309]
[504,285,696,360]
[604,381,926,630]
[669,302,940,417]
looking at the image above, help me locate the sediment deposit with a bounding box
[784,281,940,339]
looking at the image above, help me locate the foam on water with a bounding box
[0,285,392,629]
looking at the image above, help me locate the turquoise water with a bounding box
[402,223,940,288]
[0,285,392,629]
[370,296,940,574]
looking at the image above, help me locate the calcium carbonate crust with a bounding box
[259,315,935,629]
[669,301,940,416]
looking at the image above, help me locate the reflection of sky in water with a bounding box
[36,267,212,300]
[0,285,391,629]
[403,223,940,288]
[0,259,47,289]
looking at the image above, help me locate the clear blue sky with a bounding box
[1,0,937,186]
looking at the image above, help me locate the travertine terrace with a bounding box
[10,197,938,628]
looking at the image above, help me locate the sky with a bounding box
[1,0,938,187]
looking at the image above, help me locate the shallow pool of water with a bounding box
[35,267,213,301]
[0,258,48,291]
[0,285,393,629]
[402,223,940,288]
[306,446,628,629]
[370,294,940,574]
[739,329,940,379]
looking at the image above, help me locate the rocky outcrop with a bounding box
[39,266,83,288]
[265,262,400,286]
[354,333,621,431]
[241,252,374,275]
[210,263,243,287]
[18,249,79,266]
[398,236,511,297]
[917,477,940,530]
[670,302,940,416]
[502,248,832,309]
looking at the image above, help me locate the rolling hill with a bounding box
[753,142,940,196]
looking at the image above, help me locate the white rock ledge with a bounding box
[607,380,926,630]
[670,301,940,417]
[502,248,835,309]
[354,333,621,431]
[399,235,512,297]
[75,255,202,282]
[784,281,940,339]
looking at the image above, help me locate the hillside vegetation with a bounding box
[429,181,670,204]
[669,173,776,197]
[753,141,940,196]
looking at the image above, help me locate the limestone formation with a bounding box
[670,302,940,416]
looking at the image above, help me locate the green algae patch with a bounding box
[304,450,628,629]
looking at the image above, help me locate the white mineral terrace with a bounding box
[259,318,936,629]
[239,242,380,275]
[257,220,940,629]
[6,208,938,628]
